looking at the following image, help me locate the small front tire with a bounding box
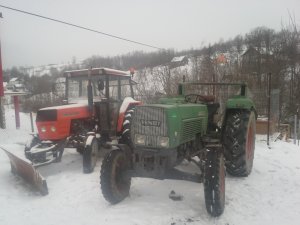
[204,149,225,217]
[24,135,40,159]
[83,136,99,174]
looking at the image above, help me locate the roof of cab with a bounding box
[63,68,131,78]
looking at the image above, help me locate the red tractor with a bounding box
[24,68,141,175]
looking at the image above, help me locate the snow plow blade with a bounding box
[0,145,48,196]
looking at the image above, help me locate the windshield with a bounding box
[67,76,132,103]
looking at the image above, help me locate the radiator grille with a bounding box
[132,106,167,147]
[181,119,203,142]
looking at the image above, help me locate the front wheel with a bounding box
[83,136,99,174]
[100,149,131,204]
[204,149,225,217]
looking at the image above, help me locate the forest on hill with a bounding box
[2,22,300,122]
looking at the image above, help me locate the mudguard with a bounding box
[0,145,48,195]
[117,97,141,133]
[226,96,256,111]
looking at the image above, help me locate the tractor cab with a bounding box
[64,68,139,139]
[64,68,135,104]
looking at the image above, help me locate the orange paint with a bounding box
[116,102,141,132]
[37,105,90,140]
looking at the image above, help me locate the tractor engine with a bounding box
[130,99,208,178]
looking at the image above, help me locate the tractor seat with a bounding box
[197,95,215,103]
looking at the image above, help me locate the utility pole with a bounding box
[0,12,3,96]
[0,12,5,129]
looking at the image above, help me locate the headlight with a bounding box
[158,136,169,148]
[135,134,146,145]
[50,126,56,132]
[41,126,46,132]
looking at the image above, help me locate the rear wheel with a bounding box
[100,149,131,204]
[204,149,225,217]
[83,136,99,174]
[223,110,256,176]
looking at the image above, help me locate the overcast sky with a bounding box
[0,0,299,69]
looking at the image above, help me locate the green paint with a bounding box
[132,83,255,150]
[226,95,255,110]
[135,99,208,149]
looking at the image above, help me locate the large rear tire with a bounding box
[83,136,99,174]
[223,110,256,176]
[204,149,225,217]
[100,149,131,204]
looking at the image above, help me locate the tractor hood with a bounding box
[36,104,91,140]
[131,103,208,149]
[37,104,90,122]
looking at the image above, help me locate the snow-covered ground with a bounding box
[1,108,300,225]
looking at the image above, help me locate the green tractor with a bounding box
[100,82,256,217]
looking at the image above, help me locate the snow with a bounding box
[119,97,140,114]
[9,77,19,82]
[40,103,88,110]
[171,56,187,63]
[1,107,300,225]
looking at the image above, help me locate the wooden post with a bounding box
[267,73,271,146]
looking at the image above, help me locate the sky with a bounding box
[0,0,299,69]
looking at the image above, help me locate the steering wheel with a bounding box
[185,94,201,103]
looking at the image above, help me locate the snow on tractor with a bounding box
[100,82,256,217]
[3,68,141,195]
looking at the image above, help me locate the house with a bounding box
[5,77,26,92]
[241,46,273,75]
[169,56,189,69]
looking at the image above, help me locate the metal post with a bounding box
[13,95,20,129]
[294,115,297,145]
[30,112,34,133]
[267,73,271,146]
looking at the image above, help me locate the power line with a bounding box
[0,4,164,50]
